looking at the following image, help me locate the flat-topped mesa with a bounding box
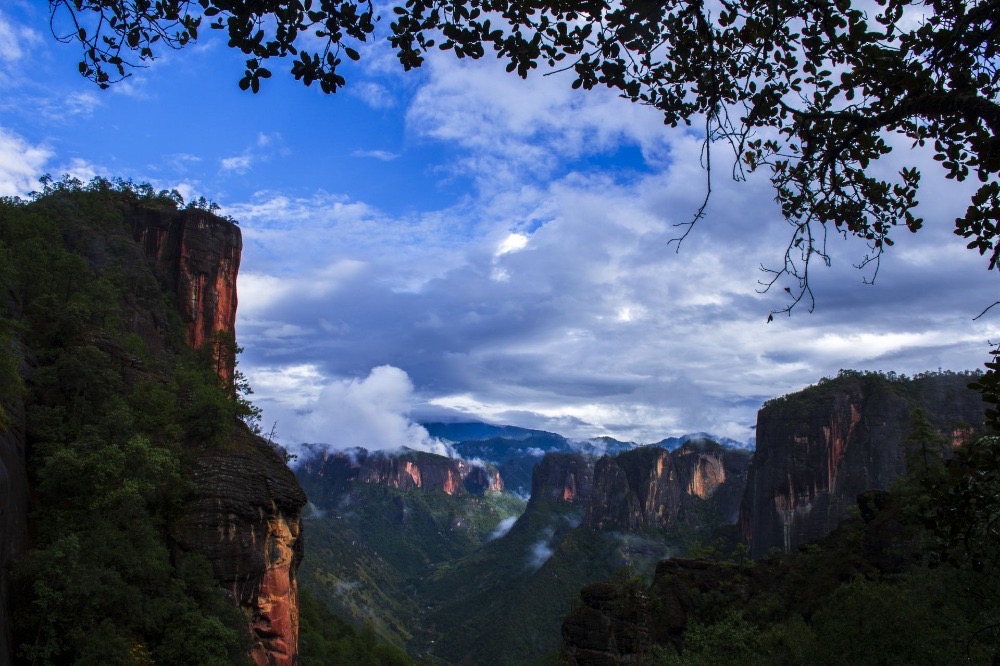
[739,372,986,559]
[129,206,241,383]
[529,452,594,506]
[297,447,503,498]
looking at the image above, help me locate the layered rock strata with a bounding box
[177,432,306,666]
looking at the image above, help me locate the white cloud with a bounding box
[0,127,51,197]
[406,53,672,187]
[496,233,529,256]
[0,10,41,63]
[221,153,253,174]
[351,149,399,161]
[351,81,396,109]
[488,516,518,541]
[219,132,285,174]
[528,529,555,569]
[232,120,999,446]
[260,365,453,458]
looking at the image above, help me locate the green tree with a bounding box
[50,0,999,312]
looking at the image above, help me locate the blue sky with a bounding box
[2,2,998,453]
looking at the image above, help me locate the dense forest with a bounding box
[0,179,404,664]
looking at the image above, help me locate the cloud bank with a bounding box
[257,365,453,459]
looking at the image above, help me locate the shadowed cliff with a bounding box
[0,180,304,666]
[739,370,985,558]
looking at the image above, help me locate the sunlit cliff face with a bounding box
[132,209,241,383]
[684,454,726,500]
[251,515,301,666]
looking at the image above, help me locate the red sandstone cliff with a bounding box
[298,447,503,499]
[673,440,752,525]
[130,206,304,665]
[738,372,985,558]
[176,430,306,666]
[529,451,594,505]
[586,447,683,531]
[524,444,748,534]
[129,206,241,382]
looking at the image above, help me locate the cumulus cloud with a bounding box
[7,0,991,450]
[236,117,999,446]
[259,365,453,459]
[0,127,51,197]
[407,52,673,189]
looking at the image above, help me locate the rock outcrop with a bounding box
[561,488,936,664]
[529,451,594,505]
[561,581,652,665]
[673,440,752,524]
[177,430,306,666]
[587,447,682,531]
[130,206,241,381]
[130,206,304,664]
[297,447,503,500]
[739,372,985,558]
[2,192,303,665]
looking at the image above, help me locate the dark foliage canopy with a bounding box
[50,0,1000,312]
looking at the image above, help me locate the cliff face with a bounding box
[130,206,303,664]
[1,191,304,665]
[739,372,985,558]
[673,440,752,524]
[527,445,749,534]
[529,451,594,505]
[297,447,503,499]
[130,206,241,380]
[586,447,682,531]
[176,431,306,666]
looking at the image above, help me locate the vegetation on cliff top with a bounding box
[1,181,253,664]
[1,180,403,665]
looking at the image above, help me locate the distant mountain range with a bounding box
[293,436,750,664]
[421,421,751,495]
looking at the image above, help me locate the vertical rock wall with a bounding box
[529,452,594,506]
[129,207,241,381]
[129,207,304,664]
[586,447,682,531]
[739,373,985,558]
[176,434,306,666]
